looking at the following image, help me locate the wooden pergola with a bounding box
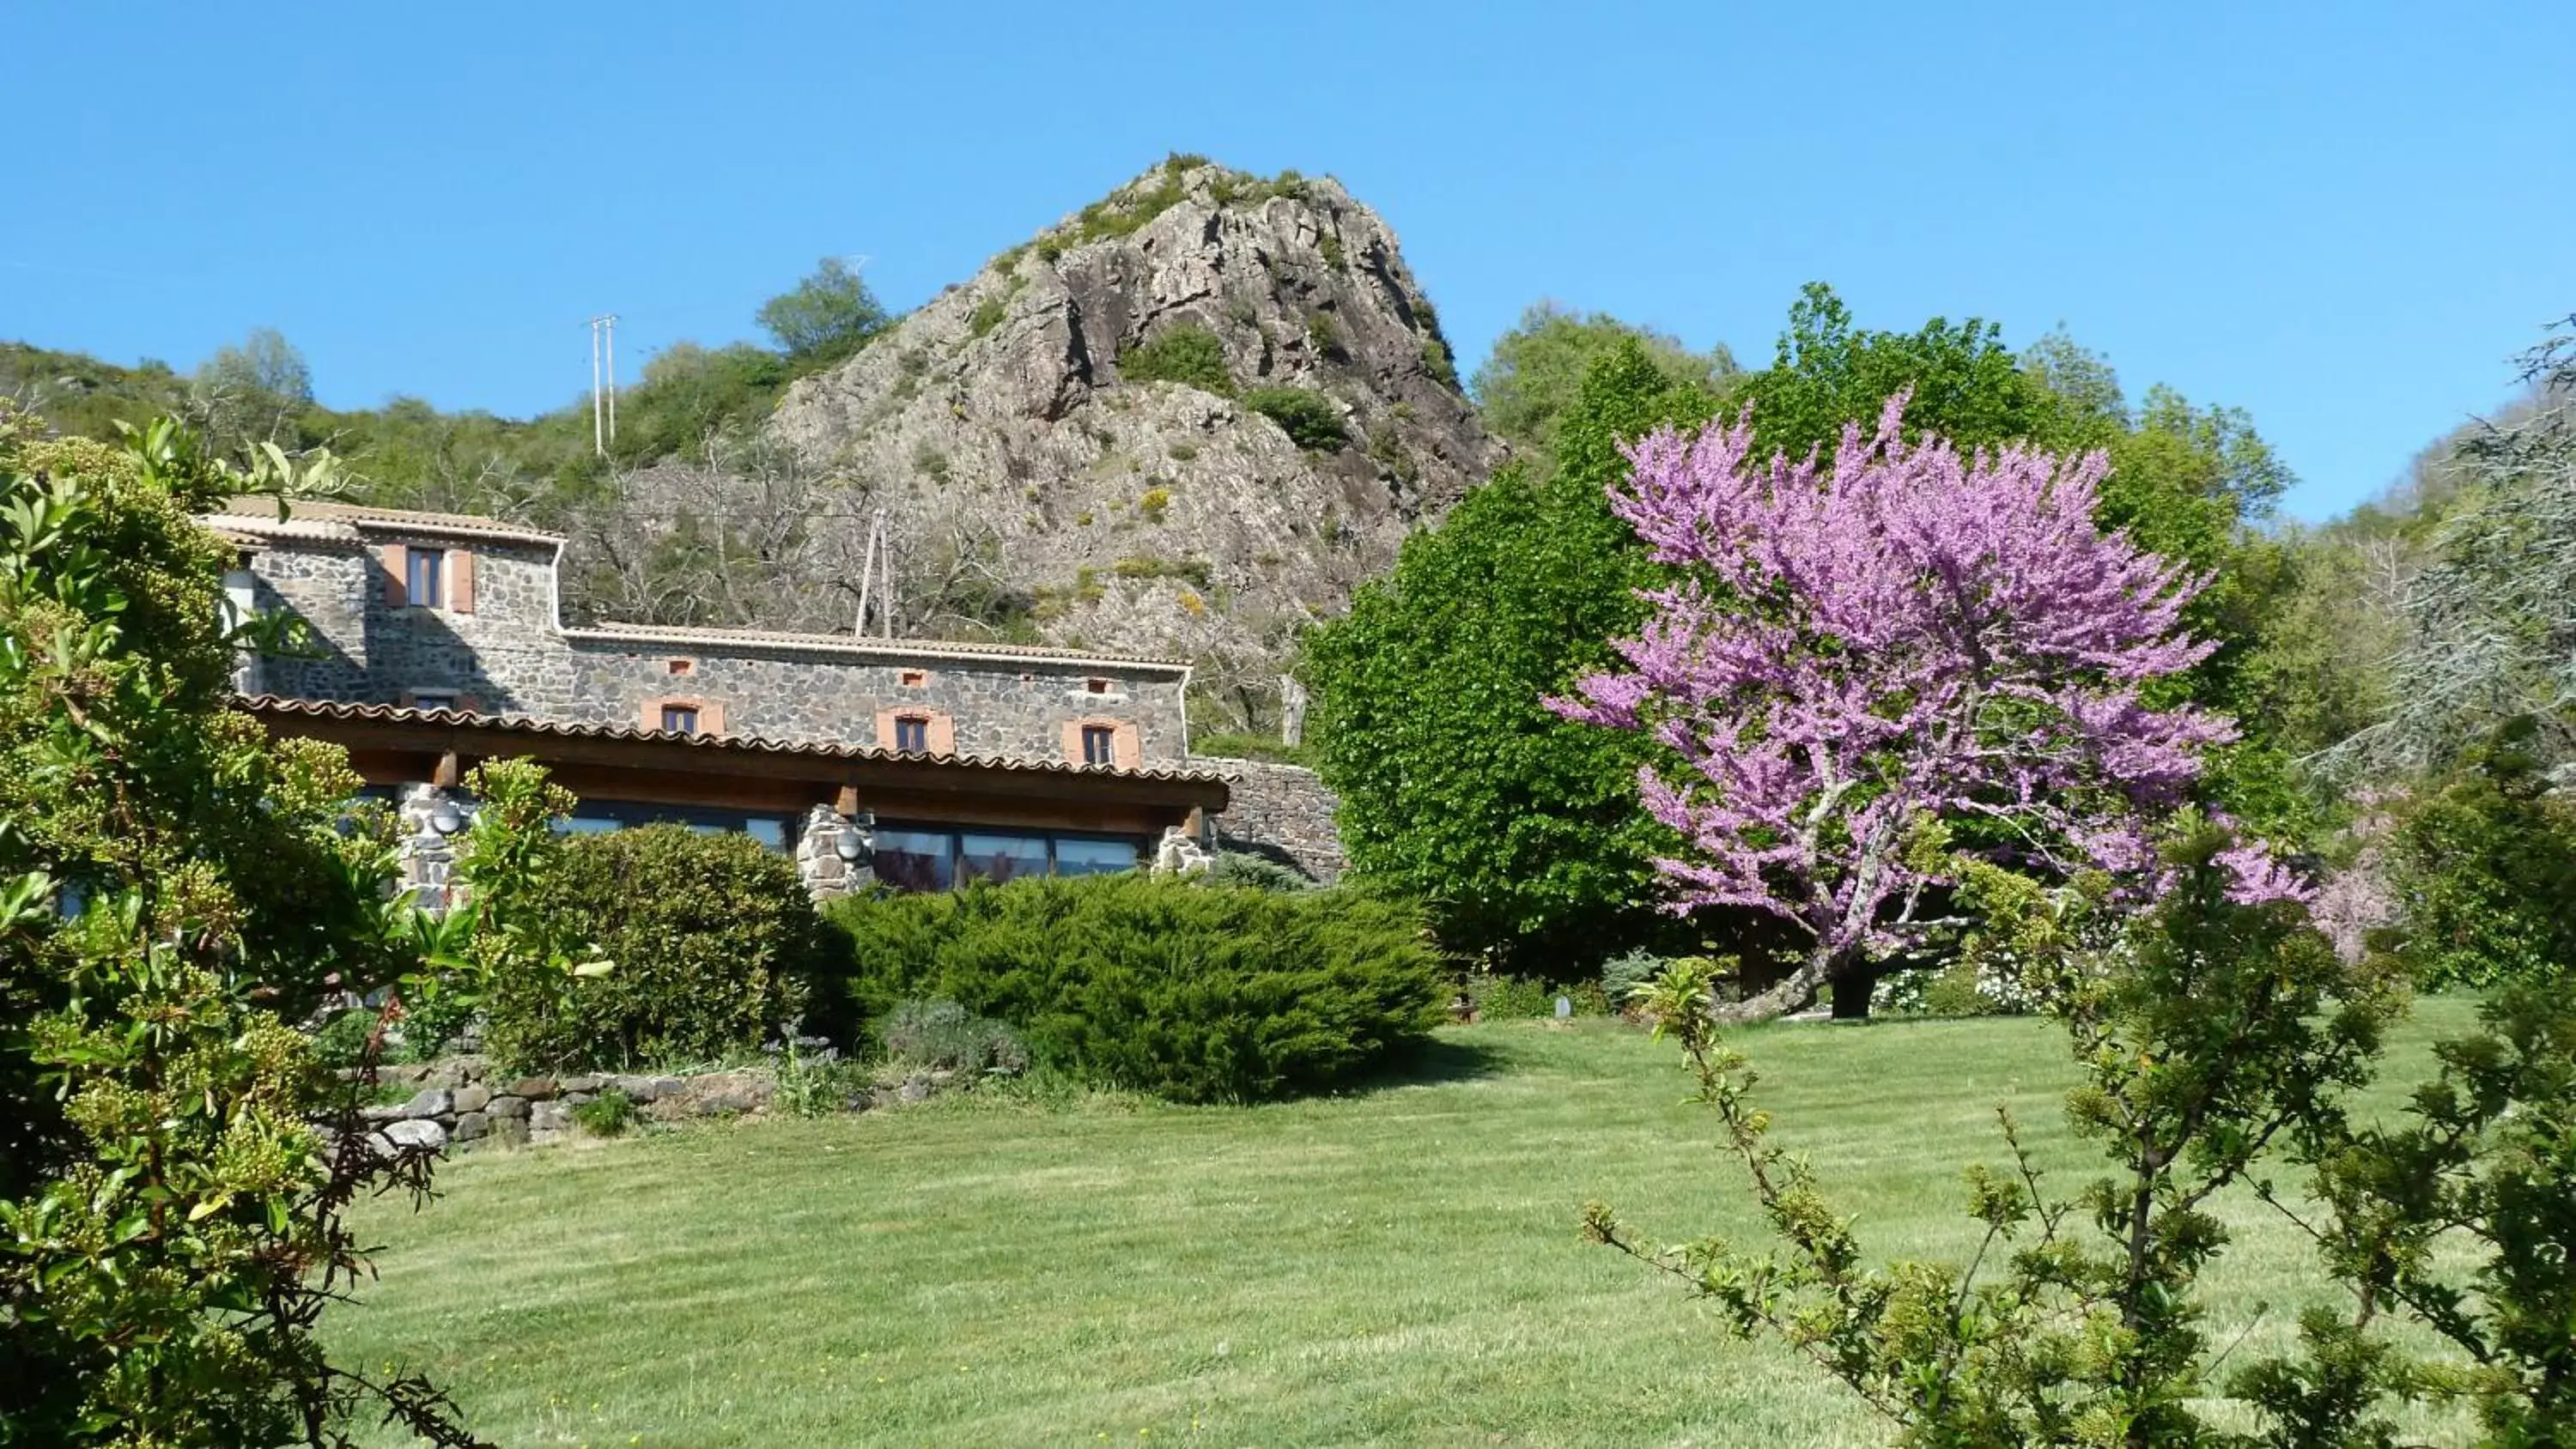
[239,695,1230,839]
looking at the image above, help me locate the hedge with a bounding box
[485,825,836,1071]
[823,874,1443,1102]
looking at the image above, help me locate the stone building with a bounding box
[206,497,1242,900]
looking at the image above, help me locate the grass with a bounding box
[334,998,2484,1447]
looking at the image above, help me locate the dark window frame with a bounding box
[659,704,701,735]
[866,821,1145,892]
[893,715,930,753]
[552,797,799,852]
[1080,724,1117,766]
[404,548,447,609]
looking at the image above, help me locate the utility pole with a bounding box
[587,315,620,457]
[852,507,896,640]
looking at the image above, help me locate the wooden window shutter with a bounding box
[379,544,409,608]
[1113,722,1141,770]
[927,713,956,756]
[701,700,726,736]
[448,549,476,614]
[1060,719,1084,764]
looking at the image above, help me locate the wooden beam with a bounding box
[431,750,461,790]
[240,702,1230,816]
[833,784,861,818]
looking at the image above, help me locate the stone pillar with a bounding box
[796,803,874,901]
[1151,823,1212,878]
[396,783,473,911]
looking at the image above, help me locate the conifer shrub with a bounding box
[823,874,1443,1101]
[486,825,835,1071]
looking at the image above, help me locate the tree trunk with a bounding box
[1712,943,1832,1024]
[1829,962,1874,1021]
[1709,946,1874,1024]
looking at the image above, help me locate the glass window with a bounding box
[1054,837,1140,877]
[959,833,1048,884]
[872,828,954,890]
[660,704,700,734]
[894,715,929,753]
[1082,724,1117,766]
[548,801,794,852]
[405,548,446,608]
[410,690,459,712]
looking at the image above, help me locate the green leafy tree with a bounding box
[1469,301,1737,471]
[2381,718,2576,988]
[190,327,316,457]
[1729,282,2060,464]
[755,256,891,368]
[1303,339,1720,970]
[0,409,482,1445]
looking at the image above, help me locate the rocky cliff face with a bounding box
[758,159,1498,729]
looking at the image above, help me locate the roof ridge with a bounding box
[565,621,1192,671]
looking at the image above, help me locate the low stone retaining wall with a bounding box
[1202,758,1346,882]
[349,1056,959,1154]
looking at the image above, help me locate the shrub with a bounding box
[968,295,1005,338]
[1598,949,1666,1009]
[2387,718,2576,987]
[572,1088,637,1136]
[1467,973,1558,1021]
[1420,337,1459,388]
[0,417,475,1442]
[487,825,835,1072]
[772,1041,867,1118]
[1242,386,1347,451]
[824,874,1443,1102]
[1119,325,1236,397]
[310,1004,382,1070]
[878,997,1030,1075]
[1208,851,1314,892]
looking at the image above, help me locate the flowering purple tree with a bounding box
[1552,394,2240,1019]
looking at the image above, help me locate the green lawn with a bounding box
[336,998,2485,1447]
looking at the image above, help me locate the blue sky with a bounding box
[4,2,2566,520]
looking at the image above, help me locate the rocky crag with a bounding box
[737,158,1497,730]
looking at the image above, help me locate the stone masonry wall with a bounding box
[352,1056,969,1155]
[1206,760,1346,882]
[248,531,1191,766]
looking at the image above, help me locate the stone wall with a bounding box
[1205,759,1346,882]
[247,530,1193,767]
[352,1055,967,1154]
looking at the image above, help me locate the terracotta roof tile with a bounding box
[209,496,567,546]
[234,694,1231,785]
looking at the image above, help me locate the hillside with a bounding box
[743,157,1499,727]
